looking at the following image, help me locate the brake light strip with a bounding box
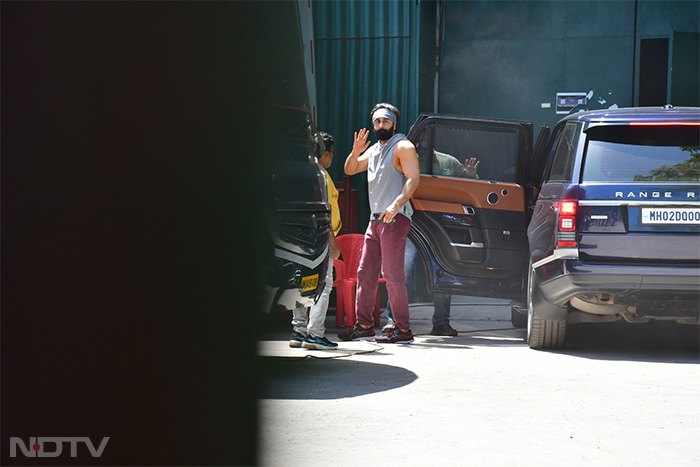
[628,122,700,126]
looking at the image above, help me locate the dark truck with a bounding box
[260,2,331,313]
[262,106,331,312]
[405,106,700,349]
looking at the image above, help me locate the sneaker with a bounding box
[430,323,458,337]
[382,318,395,334]
[337,324,375,341]
[289,331,305,348]
[375,328,414,344]
[302,334,338,350]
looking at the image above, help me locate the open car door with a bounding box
[407,114,536,301]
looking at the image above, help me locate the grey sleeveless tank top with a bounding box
[367,133,414,219]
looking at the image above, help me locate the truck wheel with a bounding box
[527,262,567,349]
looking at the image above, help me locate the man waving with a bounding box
[339,103,420,344]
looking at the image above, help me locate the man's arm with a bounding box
[344,128,371,175]
[379,140,421,224]
[328,232,341,260]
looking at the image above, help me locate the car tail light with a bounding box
[629,122,700,126]
[557,200,578,248]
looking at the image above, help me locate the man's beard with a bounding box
[374,126,395,142]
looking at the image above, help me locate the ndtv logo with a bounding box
[9,437,109,458]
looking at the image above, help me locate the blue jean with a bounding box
[386,238,451,325]
[431,292,452,326]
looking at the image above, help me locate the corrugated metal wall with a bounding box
[313,0,421,233]
[438,0,700,135]
[439,0,635,133]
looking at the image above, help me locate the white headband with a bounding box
[372,108,397,125]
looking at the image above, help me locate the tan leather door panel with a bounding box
[412,175,525,214]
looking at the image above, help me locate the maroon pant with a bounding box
[355,214,411,330]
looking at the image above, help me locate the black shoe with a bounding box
[375,328,414,344]
[289,331,306,348]
[337,324,375,341]
[430,323,458,337]
[302,334,338,350]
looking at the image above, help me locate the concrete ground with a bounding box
[259,295,512,359]
[258,297,700,467]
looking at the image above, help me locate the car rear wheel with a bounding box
[527,262,567,349]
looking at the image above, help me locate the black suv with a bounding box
[262,105,331,312]
[259,2,331,313]
[405,106,700,349]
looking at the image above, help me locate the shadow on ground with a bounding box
[558,321,700,364]
[259,357,418,400]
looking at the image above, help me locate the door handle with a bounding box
[450,241,484,249]
[462,205,475,215]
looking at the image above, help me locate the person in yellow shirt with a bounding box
[290,131,342,349]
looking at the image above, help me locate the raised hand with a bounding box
[353,128,371,155]
[464,157,480,178]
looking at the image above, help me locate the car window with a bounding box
[413,123,520,182]
[582,125,700,182]
[546,122,578,182]
[530,123,551,188]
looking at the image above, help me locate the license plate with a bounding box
[301,274,319,293]
[641,207,700,225]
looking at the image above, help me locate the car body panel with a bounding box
[407,113,533,301]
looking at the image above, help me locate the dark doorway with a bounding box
[670,31,700,106]
[639,38,669,106]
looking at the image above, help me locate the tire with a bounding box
[510,303,527,328]
[526,262,567,349]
